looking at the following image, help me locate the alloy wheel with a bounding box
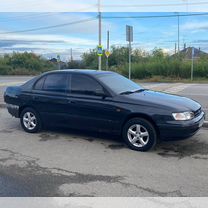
[127,124,149,148]
[23,112,37,130]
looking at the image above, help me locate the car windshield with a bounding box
[97,73,143,95]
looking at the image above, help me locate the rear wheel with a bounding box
[122,118,157,152]
[20,107,42,133]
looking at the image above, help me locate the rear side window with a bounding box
[43,73,67,93]
[34,77,45,90]
[71,74,104,96]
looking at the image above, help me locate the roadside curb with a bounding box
[0,103,6,108]
[203,121,208,128]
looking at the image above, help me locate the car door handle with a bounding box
[68,100,76,104]
[33,96,39,101]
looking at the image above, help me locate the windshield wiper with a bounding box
[120,89,147,95]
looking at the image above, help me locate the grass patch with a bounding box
[134,76,208,83]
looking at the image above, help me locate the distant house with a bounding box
[49,58,58,63]
[49,58,67,69]
[179,47,207,59]
[172,46,207,60]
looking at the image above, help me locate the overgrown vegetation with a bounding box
[0,48,208,81]
[0,52,56,75]
[82,47,208,80]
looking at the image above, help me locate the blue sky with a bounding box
[0,12,208,60]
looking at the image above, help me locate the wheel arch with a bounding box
[19,105,39,117]
[121,113,160,138]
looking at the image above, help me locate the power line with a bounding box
[0,12,50,20]
[1,0,43,10]
[103,13,208,19]
[0,17,97,34]
[0,13,58,23]
[1,2,97,13]
[102,1,208,8]
[0,5,97,23]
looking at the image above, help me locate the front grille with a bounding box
[194,108,202,117]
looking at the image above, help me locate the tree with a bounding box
[0,52,55,75]
[152,48,165,58]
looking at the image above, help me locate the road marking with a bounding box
[144,83,173,91]
[145,83,184,92]
[165,84,196,94]
[179,93,208,96]
[141,83,167,89]
[0,82,24,87]
[145,83,196,94]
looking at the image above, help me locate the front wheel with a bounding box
[20,107,42,133]
[122,118,157,152]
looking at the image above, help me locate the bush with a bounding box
[0,52,55,75]
[1,49,208,80]
[0,65,13,75]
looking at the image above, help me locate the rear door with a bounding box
[31,73,69,126]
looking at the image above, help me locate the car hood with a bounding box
[118,90,201,112]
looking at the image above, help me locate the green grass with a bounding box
[133,76,208,83]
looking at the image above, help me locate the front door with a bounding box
[66,74,121,132]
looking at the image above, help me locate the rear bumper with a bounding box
[6,104,19,118]
[158,111,205,141]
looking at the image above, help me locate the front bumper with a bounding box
[6,104,19,118]
[158,111,205,141]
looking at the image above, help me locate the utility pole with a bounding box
[126,25,133,80]
[191,47,194,81]
[57,54,61,70]
[177,13,180,54]
[106,30,110,71]
[175,43,177,54]
[70,48,73,62]
[128,40,132,80]
[98,0,102,71]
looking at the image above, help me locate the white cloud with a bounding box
[0,12,116,38]
[0,33,96,46]
[0,32,96,59]
[181,21,208,32]
[0,12,116,57]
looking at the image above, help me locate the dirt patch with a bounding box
[107,144,126,150]
[71,135,95,142]
[0,129,13,133]
[39,133,60,142]
[157,140,208,159]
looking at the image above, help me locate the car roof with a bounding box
[43,69,116,77]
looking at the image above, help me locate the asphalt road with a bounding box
[0,107,208,197]
[0,76,208,197]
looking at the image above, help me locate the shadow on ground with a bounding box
[38,126,208,159]
[39,126,126,150]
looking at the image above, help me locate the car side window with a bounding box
[71,74,104,96]
[43,74,67,93]
[34,77,45,90]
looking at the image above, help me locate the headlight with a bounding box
[172,112,194,121]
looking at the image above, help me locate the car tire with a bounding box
[20,107,42,133]
[122,118,157,152]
